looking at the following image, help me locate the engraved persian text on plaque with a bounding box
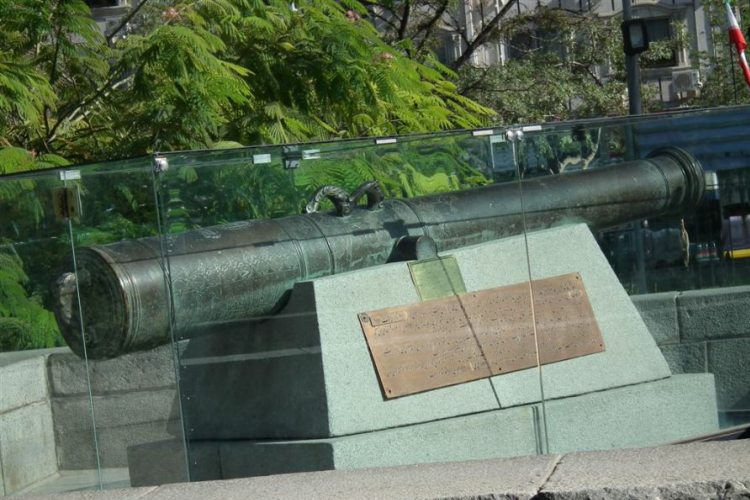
[358,273,604,398]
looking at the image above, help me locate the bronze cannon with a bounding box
[55,148,705,359]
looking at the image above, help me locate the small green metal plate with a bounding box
[407,256,466,301]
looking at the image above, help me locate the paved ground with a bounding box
[19,440,750,500]
[15,470,131,496]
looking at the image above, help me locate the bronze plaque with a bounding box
[359,273,604,398]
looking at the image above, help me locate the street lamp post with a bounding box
[621,0,648,114]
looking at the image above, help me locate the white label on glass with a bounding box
[253,154,272,164]
[375,138,398,145]
[490,134,506,144]
[521,125,543,132]
[59,170,81,181]
[472,129,494,137]
[302,149,321,160]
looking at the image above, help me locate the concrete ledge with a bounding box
[0,349,62,494]
[0,355,50,413]
[676,286,750,342]
[659,342,707,374]
[631,291,679,344]
[20,440,750,500]
[48,347,176,397]
[0,401,57,495]
[707,338,750,412]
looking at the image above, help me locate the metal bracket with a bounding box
[505,129,525,142]
[153,156,169,173]
[282,146,302,170]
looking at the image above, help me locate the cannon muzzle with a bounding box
[55,147,704,358]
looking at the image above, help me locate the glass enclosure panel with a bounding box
[157,132,541,482]
[65,159,188,490]
[0,155,190,495]
[520,106,750,459]
[0,167,101,494]
[6,105,747,493]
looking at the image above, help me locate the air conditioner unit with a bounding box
[672,69,702,92]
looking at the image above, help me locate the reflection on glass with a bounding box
[524,108,750,459]
[0,169,101,495]
[1,106,749,495]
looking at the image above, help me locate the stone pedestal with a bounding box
[131,224,719,483]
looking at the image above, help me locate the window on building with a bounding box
[507,31,534,60]
[507,28,565,61]
[643,18,677,67]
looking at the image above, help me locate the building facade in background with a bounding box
[440,0,717,106]
[85,0,131,34]
[87,0,721,107]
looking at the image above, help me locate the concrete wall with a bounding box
[632,285,750,428]
[0,350,58,495]
[47,347,181,470]
[0,345,181,494]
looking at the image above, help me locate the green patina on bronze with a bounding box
[408,256,466,302]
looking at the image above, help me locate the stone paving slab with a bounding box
[16,469,132,496]
[147,455,559,500]
[538,440,750,499]
[24,488,155,500]
[19,441,750,500]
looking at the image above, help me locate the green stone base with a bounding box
[208,373,718,480]
[179,224,672,440]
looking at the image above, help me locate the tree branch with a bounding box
[450,0,519,70]
[397,0,411,41]
[44,4,65,147]
[583,65,605,87]
[359,0,401,37]
[47,71,131,144]
[457,68,491,94]
[415,1,449,54]
[106,0,149,43]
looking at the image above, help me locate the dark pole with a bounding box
[622,0,646,291]
[623,0,643,114]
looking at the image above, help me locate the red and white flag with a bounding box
[725,0,750,88]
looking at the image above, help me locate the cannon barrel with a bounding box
[55,147,705,359]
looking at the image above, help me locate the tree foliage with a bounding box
[687,0,750,107]
[368,0,747,123]
[0,0,493,161]
[455,6,680,124]
[0,148,70,350]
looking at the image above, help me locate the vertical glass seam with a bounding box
[66,216,103,488]
[512,137,551,455]
[151,157,192,482]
